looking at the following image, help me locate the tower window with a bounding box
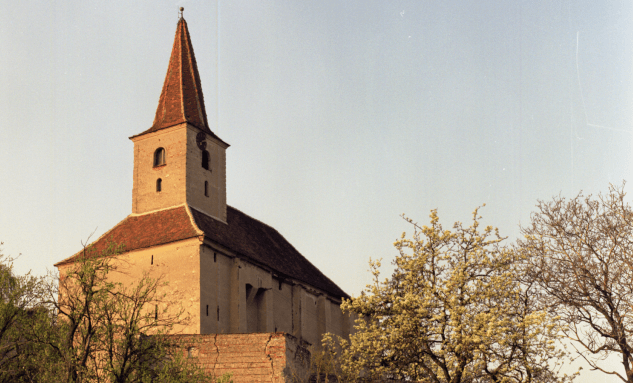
[204,181,209,197]
[153,147,166,167]
[202,150,210,170]
[156,178,162,192]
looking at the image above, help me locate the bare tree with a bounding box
[518,183,633,382]
[4,240,216,383]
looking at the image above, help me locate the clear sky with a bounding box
[0,1,631,380]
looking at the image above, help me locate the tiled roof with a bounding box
[132,18,226,145]
[55,205,349,300]
[54,206,201,266]
[191,206,349,300]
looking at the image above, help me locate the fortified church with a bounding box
[55,13,351,379]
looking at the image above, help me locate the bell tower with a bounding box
[129,15,229,222]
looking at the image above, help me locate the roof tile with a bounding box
[191,206,349,300]
[55,206,199,266]
[56,205,349,300]
[132,18,225,145]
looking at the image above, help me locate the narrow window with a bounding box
[154,305,158,320]
[213,253,217,263]
[279,280,282,290]
[156,178,162,192]
[204,181,209,197]
[151,255,153,265]
[217,306,220,321]
[202,150,210,170]
[153,147,166,167]
[206,305,209,316]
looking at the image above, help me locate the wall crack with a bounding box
[264,333,275,383]
[212,333,220,376]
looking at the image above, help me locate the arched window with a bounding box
[202,150,210,170]
[154,148,166,167]
[156,178,162,192]
[204,181,209,197]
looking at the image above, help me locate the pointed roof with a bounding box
[133,18,224,143]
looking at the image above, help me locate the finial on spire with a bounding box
[179,7,184,19]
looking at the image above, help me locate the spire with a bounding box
[140,17,212,136]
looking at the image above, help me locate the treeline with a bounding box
[313,184,633,383]
[5,184,633,383]
[0,243,221,383]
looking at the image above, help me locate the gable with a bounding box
[54,206,201,266]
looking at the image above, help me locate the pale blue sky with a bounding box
[0,1,631,380]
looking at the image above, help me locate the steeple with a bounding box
[136,16,214,137]
[129,13,228,221]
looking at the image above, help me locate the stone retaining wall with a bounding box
[171,332,310,382]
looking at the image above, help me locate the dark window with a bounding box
[214,252,217,262]
[154,147,166,167]
[151,255,153,265]
[156,178,162,192]
[204,181,209,197]
[202,150,210,170]
[206,305,209,316]
[217,306,220,321]
[154,305,158,320]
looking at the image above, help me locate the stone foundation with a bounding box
[171,333,311,382]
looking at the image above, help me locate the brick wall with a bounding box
[171,333,310,383]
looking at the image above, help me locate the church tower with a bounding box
[129,17,229,222]
[57,13,352,351]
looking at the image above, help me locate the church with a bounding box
[54,14,352,355]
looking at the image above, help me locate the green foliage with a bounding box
[0,241,219,383]
[0,244,48,382]
[214,372,233,383]
[285,334,341,383]
[335,208,576,383]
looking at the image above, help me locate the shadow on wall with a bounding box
[245,283,267,332]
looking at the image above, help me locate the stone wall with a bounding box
[58,237,204,335]
[185,126,228,223]
[131,124,189,214]
[130,123,228,221]
[172,333,310,383]
[199,248,354,343]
